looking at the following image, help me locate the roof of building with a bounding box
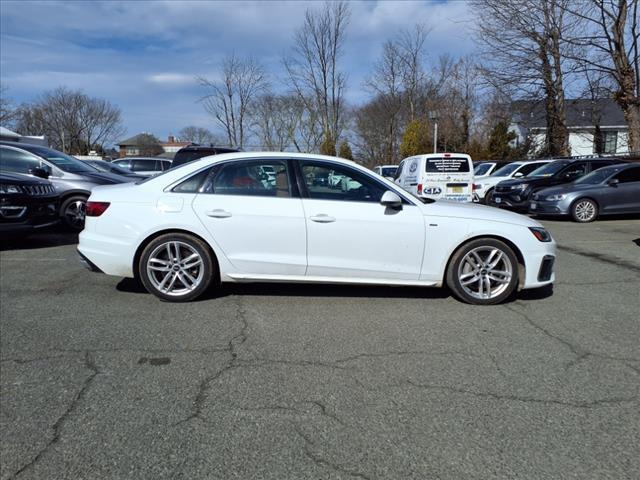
[511,98,626,129]
[118,133,156,146]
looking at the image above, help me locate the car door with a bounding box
[606,166,640,213]
[192,159,307,275]
[298,160,426,280]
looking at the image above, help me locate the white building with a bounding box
[509,99,629,156]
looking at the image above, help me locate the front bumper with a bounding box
[0,198,60,235]
[489,191,530,211]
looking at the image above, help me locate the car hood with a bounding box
[0,171,52,186]
[420,200,539,227]
[498,177,552,188]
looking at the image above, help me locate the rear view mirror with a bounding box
[29,167,50,179]
[608,178,619,187]
[380,191,402,209]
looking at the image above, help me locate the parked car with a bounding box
[373,165,398,179]
[0,171,59,237]
[111,157,171,177]
[0,142,133,230]
[475,159,553,204]
[395,153,474,202]
[171,145,239,169]
[529,163,640,222]
[81,159,145,180]
[78,152,556,305]
[473,162,499,178]
[491,157,626,211]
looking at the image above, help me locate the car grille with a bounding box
[23,184,56,196]
[494,185,511,193]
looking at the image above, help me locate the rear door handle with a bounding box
[310,214,336,223]
[206,209,232,218]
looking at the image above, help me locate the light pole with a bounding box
[428,111,438,153]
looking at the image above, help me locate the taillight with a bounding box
[417,183,423,195]
[473,184,479,191]
[85,201,110,217]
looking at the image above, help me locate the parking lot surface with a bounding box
[1,218,639,479]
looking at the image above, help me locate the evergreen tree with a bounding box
[338,141,353,160]
[319,133,336,156]
[399,119,430,158]
[486,121,516,160]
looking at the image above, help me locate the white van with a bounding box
[395,153,474,202]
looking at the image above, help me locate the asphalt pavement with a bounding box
[1,218,639,479]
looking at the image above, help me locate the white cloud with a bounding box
[147,73,196,86]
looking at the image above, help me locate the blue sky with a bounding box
[0,0,474,144]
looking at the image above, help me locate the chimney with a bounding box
[167,135,175,143]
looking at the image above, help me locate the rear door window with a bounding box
[131,160,154,172]
[425,157,470,173]
[211,160,290,197]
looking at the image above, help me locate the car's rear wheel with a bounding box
[571,198,598,223]
[446,238,519,305]
[139,233,215,302]
[60,195,88,231]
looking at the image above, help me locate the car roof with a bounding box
[177,145,239,152]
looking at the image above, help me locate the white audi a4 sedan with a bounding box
[78,152,556,305]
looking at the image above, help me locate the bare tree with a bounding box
[15,87,125,154]
[198,54,268,148]
[396,24,430,121]
[564,0,640,152]
[0,83,18,128]
[472,0,579,156]
[284,1,350,151]
[178,126,219,145]
[250,94,300,151]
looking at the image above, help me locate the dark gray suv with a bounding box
[0,142,133,230]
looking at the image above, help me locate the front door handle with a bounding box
[206,209,232,218]
[310,214,336,223]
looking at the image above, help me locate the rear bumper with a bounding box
[78,230,136,277]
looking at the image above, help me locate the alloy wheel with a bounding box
[457,246,513,300]
[574,200,596,222]
[146,241,205,297]
[64,200,86,229]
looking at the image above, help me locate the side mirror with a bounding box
[608,178,619,187]
[513,172,524,178]
[29,167,50,179]
[380,191,402,209]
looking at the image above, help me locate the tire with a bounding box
[138,233,216,302]
[446,238,519,305]
[483,188,494,205]
[571,198,598,223]
[60,195,88,231]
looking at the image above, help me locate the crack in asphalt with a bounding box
[557,245,640,274]
[401,380,638,409]
[174,296,249,425]
[504,303,640,378]
[8,351,100,480]
[294,425,373,480]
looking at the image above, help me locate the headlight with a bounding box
[529,227,552,242]
[545,194,566,201]
[0,184,23,194]
[510,183,528,191]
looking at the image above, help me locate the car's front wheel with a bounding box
[571,198,598,223]
[446,238,519,305]
[139,233,216,302]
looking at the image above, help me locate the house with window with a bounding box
[509,99,629,156]
[118,134,191,158]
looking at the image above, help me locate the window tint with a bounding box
[590,160,615,171]
[0,147,42,174]
[173,167,215,193]
[559,162,587,179]
[211,160,290,197]
[301,162,386,203]
[518,162,546,176]
[614,166,640,183]
[425,157,470,173]
[131,160,155,172]
[113,160,131,169]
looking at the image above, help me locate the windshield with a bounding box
[425,157,470,173]
[100,162,133,175]
[574,165,623,185]
[528,160,570,177]
[491,163,522,177]
[21,145,98,173]
[474,163,493,176]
